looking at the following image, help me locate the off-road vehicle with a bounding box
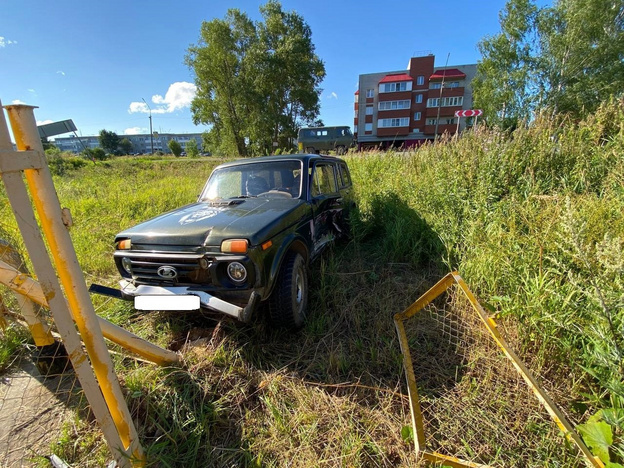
[106,154,353,328]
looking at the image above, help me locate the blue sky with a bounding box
[1,0,550,140]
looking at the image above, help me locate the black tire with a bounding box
[336,145,346,155]
[269,252,308,329]
[305,147,315,154]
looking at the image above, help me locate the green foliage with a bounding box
[185,138,199,158]
[475,0,624,124]
[82,147,107,161]
[119,137,133,155]
[98,129,120,154]
[186,1,325,156]
[168,139,183,157]
[0,324,28,373]
[47,153,89,176]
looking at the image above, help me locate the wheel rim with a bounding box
[295,267,303,306]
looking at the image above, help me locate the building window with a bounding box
[380,81,412,93]
[414,112,421,121]
[427,118,437,125]
[426,96,463,108]
[354,125,358,133]
[415,94,423,104]
[366,105,374,115]
[366,89,374,98]
[431,82,442,89]
[417,76,424,85]
[413,128,420,133]
[427,98,441,108]
[365,123,373,132]
[378,100,411,110]
[379,118,409,127]
[449,81,460,88]
[445,118,456,125]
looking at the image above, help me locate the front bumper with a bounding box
[118,280,259,322]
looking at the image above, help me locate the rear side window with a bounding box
[338,162,351,188]
[310,163,337,197]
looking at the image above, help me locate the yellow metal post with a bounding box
[3,103,144,464]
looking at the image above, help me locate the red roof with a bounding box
[355,90,359,95]
[379,73,413,84]
[430,68,466,80]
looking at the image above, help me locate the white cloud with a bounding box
[28,89,35,93]
[56,70,65,76]
[0,36,17,48]
[11,99,26,105]
[128,81,197,114]
[327,92,338,100]
[37,119,54,126]
[124,127,146,135]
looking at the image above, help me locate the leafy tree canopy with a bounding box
[98,129,120,154]
[185,139,200,158]
[168,139,183,157]
[119,138,133,155]
[474,0,624,127]
[186,1,325,156]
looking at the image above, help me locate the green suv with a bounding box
[297,126,354,155]
[109,154,353,328]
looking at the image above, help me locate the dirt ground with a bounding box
[0,354,76,467]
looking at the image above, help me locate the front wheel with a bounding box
[336,145,346,155]
[269,252,308,329]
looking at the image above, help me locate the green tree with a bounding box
[185,139,200,158]
[119,138,133,155]
[168,139,182,157]
[98,129,120,154]
[473,0,539,128]
[537,0,624,116]
[474,0,624,124]
[186,1,325,156]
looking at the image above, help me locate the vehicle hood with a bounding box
[116,198,309,247]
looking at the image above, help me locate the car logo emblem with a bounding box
[157,266,177,279]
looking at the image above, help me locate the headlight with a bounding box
[221,239,248,253]
[227,262,247,282]
[117,239,131,250]
[121,257,133,275]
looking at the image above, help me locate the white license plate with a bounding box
[135,295,200,311]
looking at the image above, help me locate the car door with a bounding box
[309,162,342,255]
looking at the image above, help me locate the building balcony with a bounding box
[423,124,457,135]
[377,126,410,137]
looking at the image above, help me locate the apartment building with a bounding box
[354,55,477,149]
[53,133,204,154]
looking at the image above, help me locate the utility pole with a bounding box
[142,98,154,154]
[434,53,450,140]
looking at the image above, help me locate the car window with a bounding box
[338,162,351,188]
[200,160,302,200]
[310,163,337,197]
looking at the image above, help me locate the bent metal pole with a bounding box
[4,104,144,463]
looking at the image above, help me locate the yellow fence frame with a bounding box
[0,101,179,466]
[393,271,604,468]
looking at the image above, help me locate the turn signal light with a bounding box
[117,239,131,250]
[221,239,248,253]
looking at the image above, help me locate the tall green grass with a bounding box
[1,101,622,465]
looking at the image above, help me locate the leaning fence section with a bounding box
[0,101,182,467]
[394,272,603,468]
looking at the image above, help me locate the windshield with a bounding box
[199,160,303,201]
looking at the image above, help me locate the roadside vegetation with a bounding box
[1,100,622,466]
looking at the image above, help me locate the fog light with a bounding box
[227,262,247,282]
[121,257,133,275]
[199,257,209,269]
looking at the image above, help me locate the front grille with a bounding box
[122,254,211,285]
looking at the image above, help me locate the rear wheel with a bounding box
[269,252,308,329]
[305,147,315,154]
[336,145,346,155]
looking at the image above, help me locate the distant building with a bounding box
[354,55,477,149]
[53,133,204,154]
